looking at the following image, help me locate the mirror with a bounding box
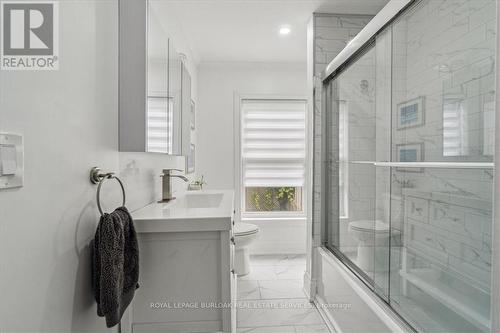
[181,61,192,156]
[146,7,170,153]
[119,0,191,156]
[167,39,182,155]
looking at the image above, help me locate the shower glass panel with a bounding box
[324,0,495,332]
[325,44,379,286]
[389,0,495,332]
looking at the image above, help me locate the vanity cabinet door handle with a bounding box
[231,237,235,244]
[231,269,235,274]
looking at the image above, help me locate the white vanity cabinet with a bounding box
[125,191,236,333]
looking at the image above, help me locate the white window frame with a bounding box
[234,94,310,222]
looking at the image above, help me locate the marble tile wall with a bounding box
[389,0,495,286]
[402,187,493,289]
[391,0,496,164]
[314,0,496,330]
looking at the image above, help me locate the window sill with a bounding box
[241,216,306,222]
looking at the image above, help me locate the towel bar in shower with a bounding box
[90,167,126,215]
[347,161,494,169]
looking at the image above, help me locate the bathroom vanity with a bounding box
[125,191,236,333]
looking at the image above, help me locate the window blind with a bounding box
[339,101,348,217]
[147,97,173,154]
[443,99,468,157]
[241,99,306,187]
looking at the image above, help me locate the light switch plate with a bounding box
[0,133,23,189]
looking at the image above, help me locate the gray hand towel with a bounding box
[91,206,139,328]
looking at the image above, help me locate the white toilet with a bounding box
[233,222,260,276]
[348,194,402,272]
[348,220,390,272]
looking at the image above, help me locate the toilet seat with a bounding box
[234,222,259,236]
[349,220,390,233]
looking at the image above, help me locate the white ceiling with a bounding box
[151,0,389,64]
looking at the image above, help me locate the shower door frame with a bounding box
[319,0,500,332]
[491,3,500,333]
[323,41,384,293]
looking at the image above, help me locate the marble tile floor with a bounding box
[237,254,330,333]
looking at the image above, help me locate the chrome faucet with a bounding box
[159,168,189,202]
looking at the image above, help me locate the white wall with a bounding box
[197,62,307,190]
[0,1,193,332]
[197,62,307,254]
[0,2,119,331]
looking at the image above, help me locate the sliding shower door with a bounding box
[389,0,495,332]
[325,44,378,286]
[324,0,496,332]
[325,29,393,300]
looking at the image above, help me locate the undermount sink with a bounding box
[182,193,224,208]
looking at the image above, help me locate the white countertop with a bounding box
[131,190,234,233]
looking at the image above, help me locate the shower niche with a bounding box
[322,0,496,332]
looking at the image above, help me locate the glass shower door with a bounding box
[388,0,495,332]
[325,44,380,287]
[324,34,394,300]
[323,0,496,331]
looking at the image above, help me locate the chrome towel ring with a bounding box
[90,167,126,216]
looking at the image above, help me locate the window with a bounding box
[147,96,173,153]
[241,99,307,215]
[442,98,468,157]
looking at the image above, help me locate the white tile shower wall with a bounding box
[402,190,493,290]
[392,0,496,164]
[389,0,495,285]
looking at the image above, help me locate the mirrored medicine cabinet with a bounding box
[119,0,191,155]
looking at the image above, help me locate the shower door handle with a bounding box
[373,162,493,169]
